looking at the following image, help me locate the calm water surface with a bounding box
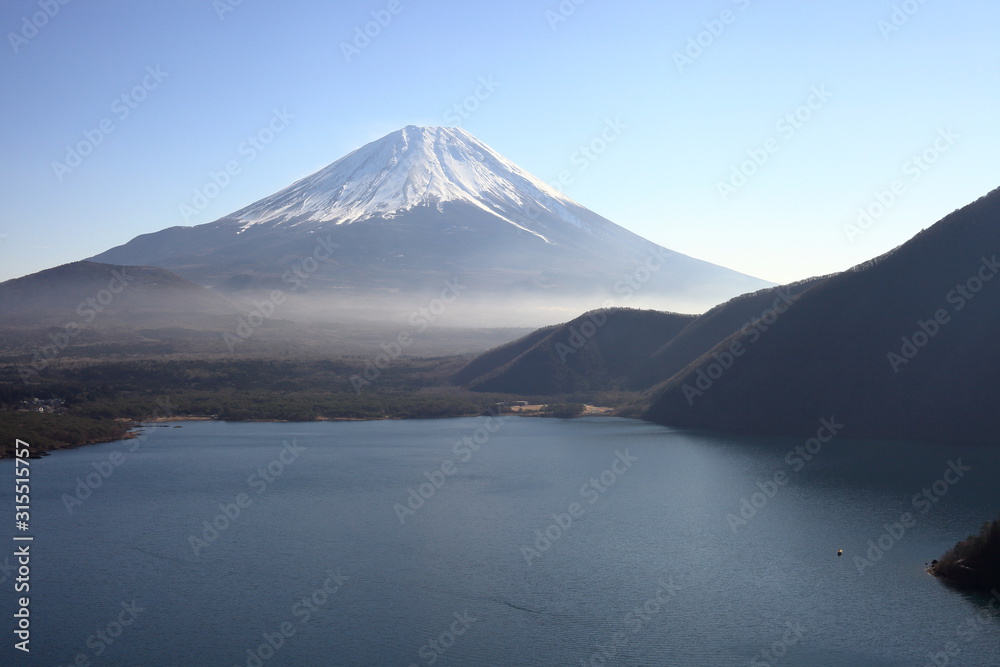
[1,417,998,666]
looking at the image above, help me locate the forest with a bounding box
[0,355,634,457]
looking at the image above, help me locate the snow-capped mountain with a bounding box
[90,126,771,319]
[230,125,584,242]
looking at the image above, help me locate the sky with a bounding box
[1,0,998,285]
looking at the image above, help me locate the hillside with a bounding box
[455,308,696,394]
[0,260,240,327]
[455,279,828,396]
[629,278,827,388]
[929,516,1000,591]
[644,187,1000,443]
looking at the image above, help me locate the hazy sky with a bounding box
[2,0,997,285]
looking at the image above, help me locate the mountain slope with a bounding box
[629,277,827,388]
[455,280,827,395]
[644,187,1000,443]
[455,308,697,394]
[0,261,247,359]
[0,261,239,327]
[224,124,606,236]
[89,126,770,316]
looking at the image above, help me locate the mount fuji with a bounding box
[90,126,770,322]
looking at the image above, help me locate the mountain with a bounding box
[627,277,827,388]
[454,280,823,395]
[456,186,1000,444]
[0,261,246,358]
[89,126,770,321]
[644,187,1000,443]
[0,261,239,328]
[0,260,538,360]
[453,308,696,394]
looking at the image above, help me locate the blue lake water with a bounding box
[1,416,998,666]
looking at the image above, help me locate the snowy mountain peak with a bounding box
[227,125,587,239]
[89,125,774,314]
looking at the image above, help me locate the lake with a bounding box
[1,416,998,666]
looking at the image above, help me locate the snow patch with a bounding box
[228,126,588,243]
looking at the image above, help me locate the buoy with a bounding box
[837,549,843,557]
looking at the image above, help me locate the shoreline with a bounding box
[926,564,1000,594]
[143,406,618,425]
[144,414,443,423]
[5,409,622,459]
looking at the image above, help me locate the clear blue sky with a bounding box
[2,0,997,285]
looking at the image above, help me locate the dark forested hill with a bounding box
[454,308,696,394]
[644,187,1000,443]
[628,278,827,389]
[455,282,826,397]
